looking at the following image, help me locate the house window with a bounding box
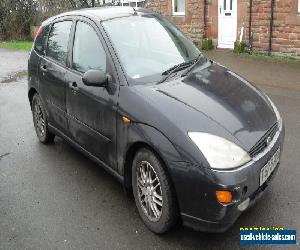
[298,0,300,13]
[172,0,185,16]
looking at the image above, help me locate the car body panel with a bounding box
[115,120,184,188]
[148,61,276,152]
[178,128,284,232]
[39,56,69,133]
[65,15,120,169]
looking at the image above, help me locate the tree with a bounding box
[0,0,108,40]
[0,0,38,40]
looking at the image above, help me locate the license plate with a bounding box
[260,147,280,186]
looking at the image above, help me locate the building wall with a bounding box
[272,0,300,56]
[146,0,300,57]
[146,0,204,42]
[206,0,218,41]
[249,0,300,57]
[237,0,250,41]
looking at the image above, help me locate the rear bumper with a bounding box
[170,125,285,233]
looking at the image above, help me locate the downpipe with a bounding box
[268,0,275,56]
[248,0,253,52]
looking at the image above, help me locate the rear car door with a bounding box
[65,18,119,170]
[39,19,73,133]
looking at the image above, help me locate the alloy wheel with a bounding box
[34,99,45,137]
[136,161,163,221]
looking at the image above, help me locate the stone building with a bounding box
[146,0,300,57]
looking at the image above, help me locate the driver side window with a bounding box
[72,21,107,73]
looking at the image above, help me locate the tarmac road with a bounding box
[0,48,299,249]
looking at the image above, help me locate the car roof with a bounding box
[43,7,155,25]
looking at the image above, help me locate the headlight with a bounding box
[266,95,282,130]
[188,132,251,170]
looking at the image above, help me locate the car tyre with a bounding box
[132,148,178,234]
[32,93,55,143]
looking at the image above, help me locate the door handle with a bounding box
[69,82,78,90]
[40,65,47,72]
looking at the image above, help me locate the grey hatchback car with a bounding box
[28,7,285,234]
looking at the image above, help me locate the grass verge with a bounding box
[238,51,300,64]
[0,41,32,51]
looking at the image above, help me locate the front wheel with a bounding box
[132,148,178,234]
[32,93,55,143]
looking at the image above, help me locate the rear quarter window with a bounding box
[34,25,50,54]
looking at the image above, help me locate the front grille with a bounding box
[249,122,278,158]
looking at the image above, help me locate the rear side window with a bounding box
[46,21,72,66]
[34,25,50,54]
[72,21,107,73]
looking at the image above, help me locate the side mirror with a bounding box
[82,69,108,87]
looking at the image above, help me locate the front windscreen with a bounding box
[103,14,201,84]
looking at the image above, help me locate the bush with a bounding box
[199,38,214,51]
[0,0,38,40]
[234,41,246,54]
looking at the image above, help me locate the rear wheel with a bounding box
[132,148,178,234]
[32,93,55,143]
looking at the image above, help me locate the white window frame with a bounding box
[172,0,185,16]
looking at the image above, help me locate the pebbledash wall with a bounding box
[146,0,300,57]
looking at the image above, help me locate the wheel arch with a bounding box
[28,87,38,110]
[121,124,182,192]
[123,141,166,189]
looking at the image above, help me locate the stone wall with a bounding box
[249,0,300,57]
[146,0,204,42]
[146,0,300,57]
[272,0,300,56]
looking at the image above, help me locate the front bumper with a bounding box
[170,125,285,233]
[181,162,280,232]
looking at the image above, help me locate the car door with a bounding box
[65,18,119,170]
[39,19,73,133]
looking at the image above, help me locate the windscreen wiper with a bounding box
[157,60,195,84]
[181,54,204,77]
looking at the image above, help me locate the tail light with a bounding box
[34,26,43,41]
